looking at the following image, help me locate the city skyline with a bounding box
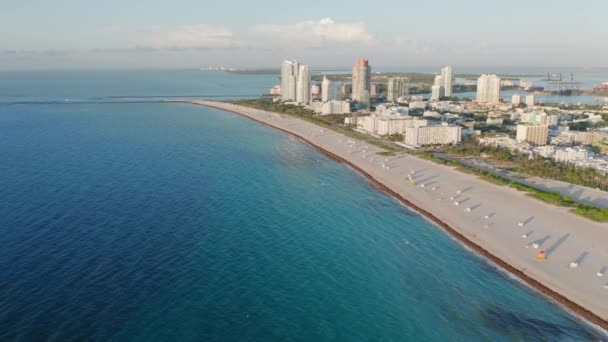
[1,0,607,70]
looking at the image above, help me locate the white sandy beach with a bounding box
[191,100,608,326]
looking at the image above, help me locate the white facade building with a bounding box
[516,124,549,145]
[441,66,453,97]
[387,77,409,102]
[555,147,590,163]
[476,74,501,104]
[526,94,536,107]
[357,114,428,135]
[521,112,559,126]
[404,123,462,147]
[321,76,340,102]
[296,64,311,104]
[431,75,444,102]
[512,94,521,106]
[281,60,299,101]
[318,101,351,115]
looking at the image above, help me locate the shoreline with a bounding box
[187,100,608,332]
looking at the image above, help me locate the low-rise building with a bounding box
[269,85,281,96]
[313,100,351,115]
[516,124,549,145]
[525,94,536,107]
[512,94,521,106]
[404,123,462,147]
[486,117,504,126]
[357,114,428,135]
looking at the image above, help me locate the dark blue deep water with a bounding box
[0,71,604,340]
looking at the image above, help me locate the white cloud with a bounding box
[251,18,374,47]
[127,24,234,49]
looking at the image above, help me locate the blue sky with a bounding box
[1,0,607,69]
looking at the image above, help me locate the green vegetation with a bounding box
[417,151,608,221]
[228,98,403,153]
[574,205,608,222]
[443,138,608,190]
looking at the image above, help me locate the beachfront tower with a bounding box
[281,60,300,102]
[352,59,371,101]
[296,64,311,104]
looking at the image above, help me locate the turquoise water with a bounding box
[0,71,604,340]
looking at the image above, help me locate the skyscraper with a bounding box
[321,76,340,102]
[352,59,371,101]
[476,74,501,104]
[431,75,444,101]
[296,64,311,104]
[281,60,299,102]
[387,77,409,102]
[441,66,453,97]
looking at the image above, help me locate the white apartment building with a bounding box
[521,112,559,126]
[555,147,590,163]
[487,117,504,126]
[516,124,549,145]
[321,76,341,102]
[320,101,350,115]
[404,123,462,147]
[281,60,299,101]
[357,114,428,135]
[296,64,311,104]
[431,84,443,101]
[387,77,409,102]
[441,66,453,97]
[512,94,521,106]
[409,101,427,110]
[526,94,536,107]
[476,74,501,104]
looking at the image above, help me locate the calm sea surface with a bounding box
[0,70,604,340]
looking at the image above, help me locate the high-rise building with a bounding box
[516,124,548,145]
[387,77,409,102]
[321,76,340,102]
[526,94,536,107]
[512,94,522,106]
[352,59,371,101]
[441,66,453,97]
[296,64,311,104]
[476,74,501,104]
[433,75,443,87]
[281,60,299,101]
[431,85,443,102]
[431,75,444,101]
[360,90,371,109]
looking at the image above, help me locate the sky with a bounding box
[1,0,607,70]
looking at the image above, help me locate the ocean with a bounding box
[0,70,604,340]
